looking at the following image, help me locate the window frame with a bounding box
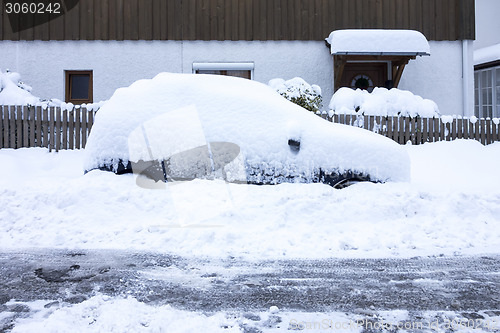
[474,65,500,119]
[192,62,254,80]
[65,70,93,104]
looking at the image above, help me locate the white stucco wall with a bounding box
[399,40,474,116]
[0,40,334,105]
[1,39,472,115]
[475,0,500,50]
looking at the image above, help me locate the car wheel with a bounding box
[321,171,374,189]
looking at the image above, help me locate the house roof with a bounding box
[327,30,430,56]
[0,0,475,42]
[474,43,500,68]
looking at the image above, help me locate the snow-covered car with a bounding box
[84,73,410,188]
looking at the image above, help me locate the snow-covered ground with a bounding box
[1,139,500,332]
[6,295,500,332]
[0,139,499,259]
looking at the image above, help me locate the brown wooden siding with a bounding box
[0,0,475,41]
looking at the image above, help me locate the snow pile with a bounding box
[8,295,500,332]
[10,295,241,333]
[0,140,499,259]
[329,87,440,117]
[85,73,409,184]
[0,69,106,109]
[268,77,322,112]
[474,43,500,65]
[326,29,430,55]
[0,69,40,105]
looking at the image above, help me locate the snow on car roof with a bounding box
[326,29,430,56]
[474,43,500,66]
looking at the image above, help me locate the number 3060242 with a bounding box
[5,2,61,14]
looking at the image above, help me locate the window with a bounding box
[474,66,500,119]
[65,70,93,104]
[193,62,254,80]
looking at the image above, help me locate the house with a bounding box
[0,0,475,116]
[473,0,500,119]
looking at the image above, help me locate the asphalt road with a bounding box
[0,249,499,332]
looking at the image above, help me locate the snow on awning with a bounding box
[474,43,500,66]
[326,29,430,56]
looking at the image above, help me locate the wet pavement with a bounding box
[0,249,499,332]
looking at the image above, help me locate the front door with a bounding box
[340,62,388,92]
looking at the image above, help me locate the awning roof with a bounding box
[474,43,500,66]
[326,29,431,56]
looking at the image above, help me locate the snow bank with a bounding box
[326,29,430,55]
[8,295,500,332]
[0,140,499,259]
[9,294,500,333]
[10,295,241,333]
[474,43,500,65]
[84,73,409,184]
[329,87,440,117]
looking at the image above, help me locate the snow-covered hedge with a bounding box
[0,69,40,105]
[0,69,105,110]
[329,87,440,118]
[268,77,322,113]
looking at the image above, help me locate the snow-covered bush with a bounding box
[0,69,41,105]
[329,87,440,118]
[268,77,322,113]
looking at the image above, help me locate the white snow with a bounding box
[268,77,322,99]
[440,115,454,123]
[329,87,440,117]
[0,69,40,105]
[84,73,409,184]
[326,29,430,55]
[7,295,500,333]
[474,43,500,65]
[0,139,499,259]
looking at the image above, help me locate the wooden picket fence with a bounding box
[0,105,95,151]
[1,105,499,151]
[321,113,500,145]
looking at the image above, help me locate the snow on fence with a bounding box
[1,105,499,151]
[319,113,500,145]
[0,105,95,151]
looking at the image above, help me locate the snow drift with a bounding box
[84,73,410,184]
[329,87,440,118]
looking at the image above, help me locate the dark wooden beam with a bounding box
[333,55,346,92]
[392,59,410,87]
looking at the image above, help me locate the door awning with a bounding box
[326,29,430,56]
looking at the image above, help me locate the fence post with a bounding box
[81,108,88,148]
[480,119,486,145]
[75,108,81,149]
[457,118,463,139]
[15,106,22,149]
[451,117,457,141]
[62,109,68,150]
[69,109,75,149]
[42,107,49,148]
[0,106,3,149]
[28,106,35,147]
[22,106,28,147]
[49,106,55,152]
[88,109,94,134]
[55,108,61,152]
